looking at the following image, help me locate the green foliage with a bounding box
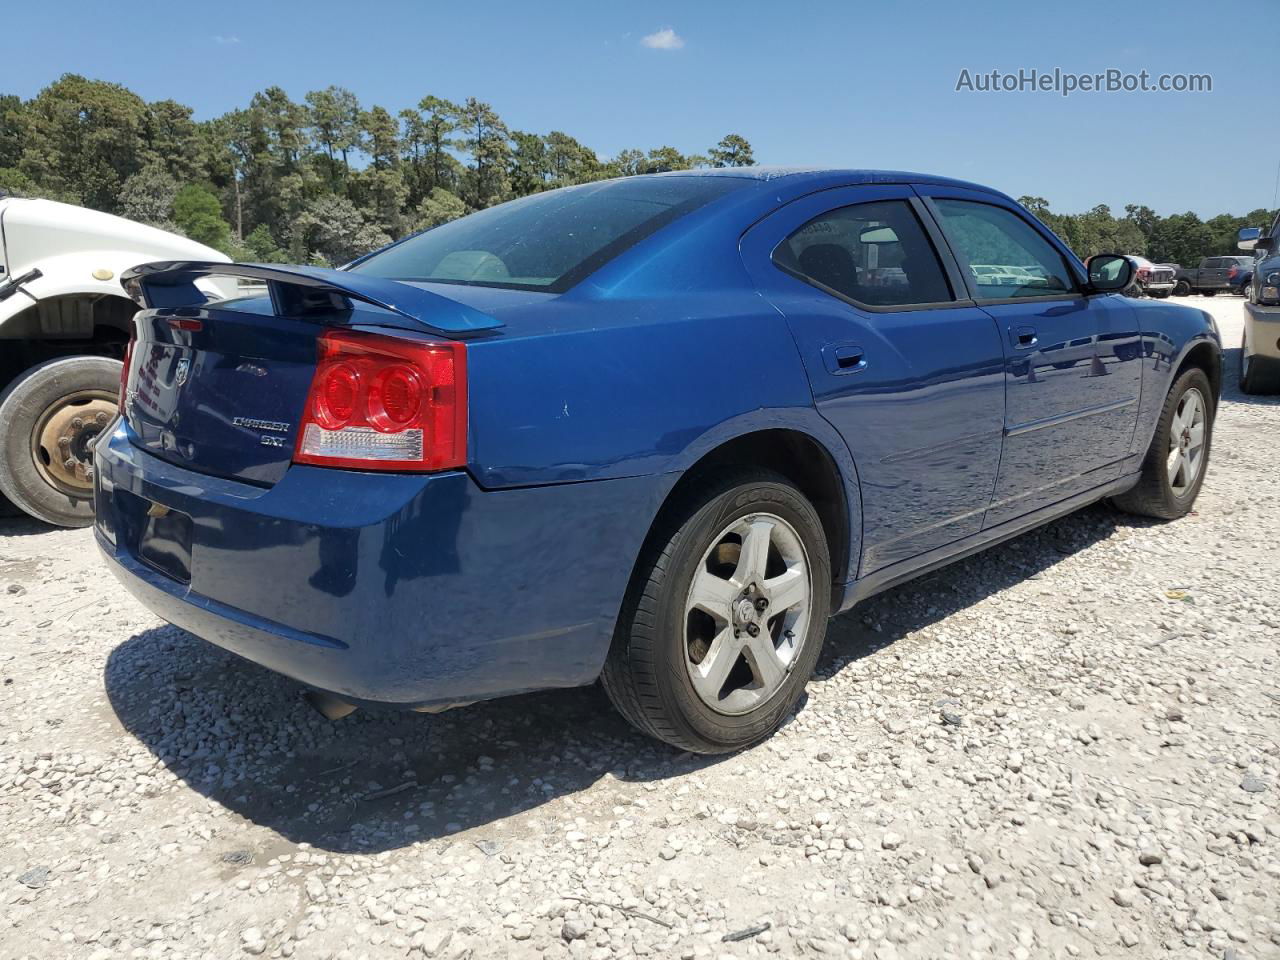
[8,74,765,264]
[709,133,754,168]
[1021,197,1277,265]
[118,164,180,229]
[17,74,149,210]
[0,167,42,198]
[235,224,288,263]
[457,98,510,208]
[414,187,467,230]
[173,183,232,252]
[289,194,389,265]
[641,146,691,173]
[0,94,24,169]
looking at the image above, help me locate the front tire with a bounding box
[602,471,831,754]
[1112,367,1214,520]
[0,356,121,527]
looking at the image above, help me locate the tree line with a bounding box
[1018,197,1276,268]
[0,74,1272,269]
[0,75,753,266]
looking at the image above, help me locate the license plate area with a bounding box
[114,489,193,584]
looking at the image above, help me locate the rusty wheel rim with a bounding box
[30,389,116,497]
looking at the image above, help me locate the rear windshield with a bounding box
[349,176,743,293]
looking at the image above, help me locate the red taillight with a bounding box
[293,329,466,472]
[1228,266,1239,280]
[118,331,136,414]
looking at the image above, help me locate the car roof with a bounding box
[644,166,1004,195]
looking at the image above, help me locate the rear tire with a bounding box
[1173,280,1192,297]
[1240,332,1280,395]
[0,356,121,527]
[1112,367,1214,520]
[602,470,831,754]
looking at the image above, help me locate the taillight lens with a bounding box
[294,329,466,472]
[118,329,136,415]
[1228,266,1239,280]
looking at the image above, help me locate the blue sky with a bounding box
[3,0,1276,217]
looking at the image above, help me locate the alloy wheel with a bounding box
[1166,387,1206,497]
[683,512,812,716]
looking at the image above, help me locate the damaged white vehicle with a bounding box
[0,196,234,526]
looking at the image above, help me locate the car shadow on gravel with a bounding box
[1223,345,1280,406]
[104,501,1138,856]
[815,502,1134,681]
[104,625,724,854]
[0,514,61,537]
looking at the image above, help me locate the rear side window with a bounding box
[349,176,743,293]
[772,200,953,307]
[932,199,1076,300]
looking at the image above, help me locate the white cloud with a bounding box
[213,35,241,44]
[641,28,684,51]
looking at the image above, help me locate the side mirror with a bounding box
[1256,235,1276,254]
[1086,253,1133,293]
[1238,227,1261,251]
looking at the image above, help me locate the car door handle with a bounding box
[1010,326,1038,349]
[822,342,866,375]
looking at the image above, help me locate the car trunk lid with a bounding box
[119,261,502,486]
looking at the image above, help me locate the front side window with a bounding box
[350,176,743,292]
[772,200,952,307]
[932,199,1075,300]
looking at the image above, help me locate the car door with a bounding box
[916,187,1143,527]
[1203,257,1228,289]
[741,185,1006,576]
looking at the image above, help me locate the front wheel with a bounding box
[602,471,831,753]
[1112,367,1214,520]
[0,356,121,527]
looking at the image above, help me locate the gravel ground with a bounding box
[1,295,1277,960]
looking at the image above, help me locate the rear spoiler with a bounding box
[120,261,504,335]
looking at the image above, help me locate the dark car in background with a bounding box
[1173,256,1253,297]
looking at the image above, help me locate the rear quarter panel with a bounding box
[465,292,825,487]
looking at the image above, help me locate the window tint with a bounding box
[932,199,1075,300]
[772,200,952,307]
[350,176,743,292]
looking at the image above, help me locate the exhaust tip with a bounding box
[305,689,358,721]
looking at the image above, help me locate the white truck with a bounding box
[0,196,234,526]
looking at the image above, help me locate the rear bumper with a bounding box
[94,424,667,709]
[1245,304,1280,361]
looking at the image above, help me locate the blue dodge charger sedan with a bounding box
[96,169,1221,753]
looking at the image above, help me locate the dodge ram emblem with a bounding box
[174,358,190,387]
